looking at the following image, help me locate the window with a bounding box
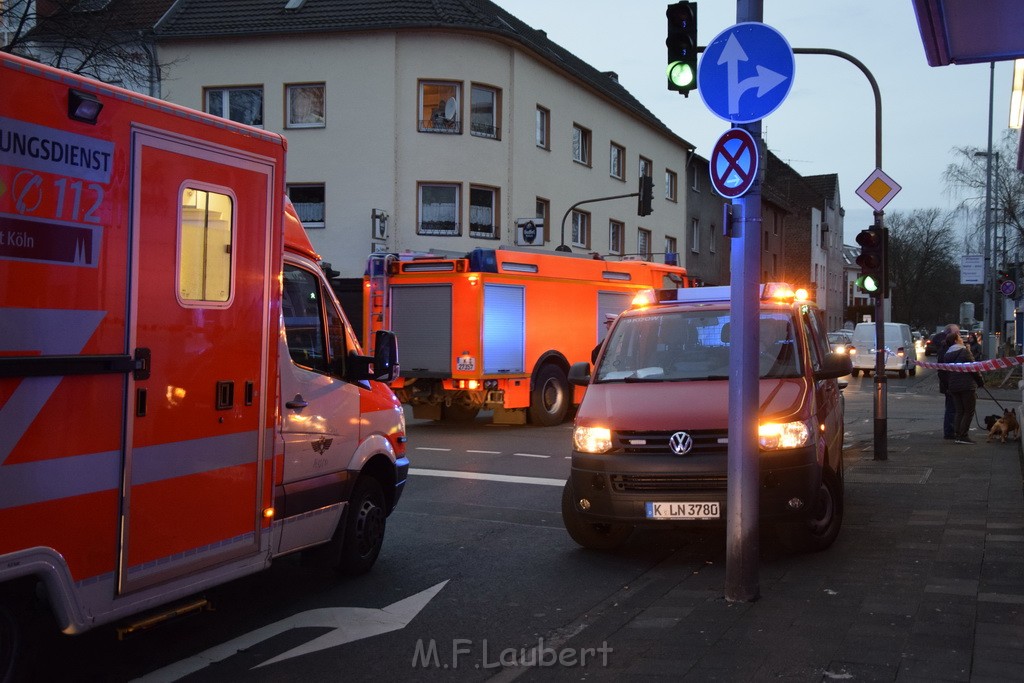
[469,185,499,238]
[470,84,500,139]
[571,209,590,248]
[418,183,460,235]
[690,218,700,253]
[609,220,624,255]
[282,263,347,376]
[709,224,717,254]
[609,142,625,180]
[205,87,263,127]
[419,80,461,134]
[285,83,325,128]
[536,197,550,241]
[178,186,233,304]
[536,106,549,149]
[665,235,677,258]
[639,156,652,179]
[665,169,678,201]
[572,124,591,165]
[690,165,699,191]
[287,184,325,229]
[637,228,651,260]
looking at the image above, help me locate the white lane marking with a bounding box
[467,449,501,454]
[135,581,449,681]
[410,468,564,487]
[415,447,451,452]
[513,453,550,459]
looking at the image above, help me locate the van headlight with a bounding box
[573,426,612,453]
[758,420,811,450]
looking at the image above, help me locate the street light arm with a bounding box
[557,192,639,252]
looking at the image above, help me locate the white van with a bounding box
[850,322,916,378]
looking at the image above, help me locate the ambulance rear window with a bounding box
[179,186,234,303]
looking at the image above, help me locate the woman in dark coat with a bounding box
[943,330,984,444]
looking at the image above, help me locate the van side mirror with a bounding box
[815,351,852,381]
[568,361,591,386]
[371,330,399,383]
[346,330,399,383]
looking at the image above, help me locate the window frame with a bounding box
[572,123,591,166]
[536,197,550,241]
[468,184,500,239]
[609,142,625,180]
[639,156,652,180]
[176,182,236,308]
[571,209,591,248]
[609,219,624,255]
[418,80,462,134]
[417,182,461,236]
[285,82,326,129]
[637,228,652,261]
[665,235,677,258]
[690,217,700,253]
[536,105,550,150]
[204,85,264,128]
[470,83,501,139]
[287,183,326,229]
[665,169,678,202]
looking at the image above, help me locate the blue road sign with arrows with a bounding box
[698,23,795,124]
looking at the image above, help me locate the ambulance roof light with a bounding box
[68,88,102,124]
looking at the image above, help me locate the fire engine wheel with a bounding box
[337,477,387,576]
[529,365,570,426]
[561,482,632,551]
[776,466,844,553]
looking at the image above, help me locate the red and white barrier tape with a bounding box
[911,355,1024,373]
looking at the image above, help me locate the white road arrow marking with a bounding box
[136,580,448,681]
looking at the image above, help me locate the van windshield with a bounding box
[594,309,802,382]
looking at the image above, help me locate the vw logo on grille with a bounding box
[669,431,693,455]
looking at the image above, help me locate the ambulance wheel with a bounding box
[337,477,387,576]
[529,365,570,426]
[909,366,917,377]
[898,368,907,379]
[776,466,843,553]
[0,585,46,682]
[561,482,632,551]
[443,404,480,422]
[850,369,860,377]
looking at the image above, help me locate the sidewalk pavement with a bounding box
[521,384,1024,682]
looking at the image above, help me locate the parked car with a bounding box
[562,283,852,553]
[849,322,916,378]
[827,330,853,354]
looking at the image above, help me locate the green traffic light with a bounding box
[667,61,694,88]
[856,274,880,293]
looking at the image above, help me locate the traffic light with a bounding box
[855,226,885,295]
[666,2,698,96]
[638,175,654,216]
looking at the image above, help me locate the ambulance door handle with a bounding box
[285,395,308,410]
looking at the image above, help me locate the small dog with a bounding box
[986,409,1021,443]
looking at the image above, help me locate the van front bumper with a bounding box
[567,447,821,526]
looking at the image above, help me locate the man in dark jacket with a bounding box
[943,330,984,444]
[933,324,959,439]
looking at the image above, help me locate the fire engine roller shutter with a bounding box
[391,284,452,374]
[597,291,633,342]
[484,284,525,373]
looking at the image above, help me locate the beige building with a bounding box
[154,1,697,278]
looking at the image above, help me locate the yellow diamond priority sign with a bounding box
[856,168,901,212]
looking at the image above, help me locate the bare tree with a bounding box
[887,208,974,329]
[944,129,1024,264]
[1,0,174,96]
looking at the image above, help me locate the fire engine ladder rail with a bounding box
[366,252,396,352]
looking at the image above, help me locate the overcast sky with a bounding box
[492,0,1015,244]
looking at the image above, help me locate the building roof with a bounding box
[153,0,691,149]
[29,0,176,38]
